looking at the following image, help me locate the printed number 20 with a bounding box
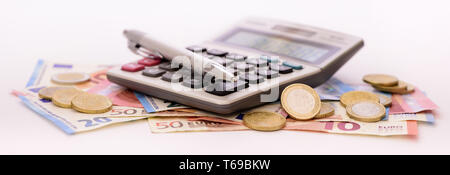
[78,117,112,127]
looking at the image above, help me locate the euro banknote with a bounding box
[315,78,437,114]
[147,102,418,136]
[88,80,188,112]
[26,59,113,90]
[14,89,150,134]
[148,117,417,136]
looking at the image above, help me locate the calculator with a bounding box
[107,18,364,114]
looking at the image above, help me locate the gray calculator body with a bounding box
[107,18,364,114]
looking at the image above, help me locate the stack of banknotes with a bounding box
[13,59,438,136]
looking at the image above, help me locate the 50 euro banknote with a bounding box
[148,102,418,136]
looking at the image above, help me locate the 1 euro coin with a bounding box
[346,101,386,122]
[281,84,321,120]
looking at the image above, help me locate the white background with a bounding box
[1,0,449,154]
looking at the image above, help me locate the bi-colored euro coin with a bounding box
[346,101,386,122]
[281,84,321,120]
[38,86,74,100]
[52,88,84,108]
[363,74,398,87]
[376,93,392,107]
[243,111,286,131]
[71,93,112,114]
[372,81,408,94]
[51,72,90,84]
[314,102,335,119]
[340,91,380,107]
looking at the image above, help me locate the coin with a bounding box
[51,72,90,84]
[314,102,335,119]
[398,82,415,94]
[363,74,398,86]
[281,84,321,120]
[243,111,286,131]
[372,81,408,93]
[38,86,74,100]
[52,88,84,108]
[71,93,113,114]
[376,93,392,107]
[346,101,386,122]
[340,91,380,107]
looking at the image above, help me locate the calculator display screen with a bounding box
[220,29,339,64]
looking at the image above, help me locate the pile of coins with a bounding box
[340,91,386,122]
[363,74,415,94]
[243,83,337,131]
[38,86,112,114]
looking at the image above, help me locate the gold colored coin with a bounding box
[71,93,112,114]
[372,81,408,94]
[398,82,416,94]
[340,91,380,107]
[52,88,84,108]
[51,72,90,84]
[38,86,74,100]
[281,84,321,120]
[376,93,392,107]
[314,102,335,119]
[346,101,386,122]
[243,111,286,131]
[363,74,398,86]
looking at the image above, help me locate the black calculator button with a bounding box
[233,62,255,72]
[182,78,204,89]
[269,64,293,74]
[142,67,166,77]
[158,62,181,71]
[257,69,279,79]
[239,73,265,84]
[211,57,233,66]
[225,53,247,61]
[161,72,183,82]
[206,49,228,57]
[246,58,268,67]
[205,80,248,96]
[226,68,239,76]
[205,84,235,96]
[186,45,206,52]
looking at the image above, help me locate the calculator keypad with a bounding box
[120,46,304,96]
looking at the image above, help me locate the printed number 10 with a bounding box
[321,121,361,131]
